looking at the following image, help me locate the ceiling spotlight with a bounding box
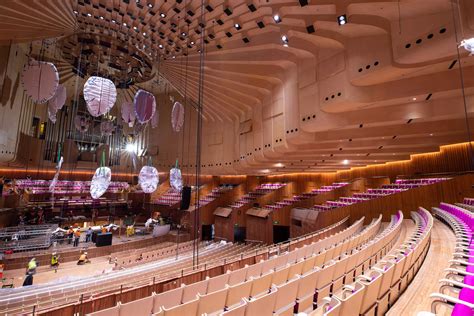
[160,12,166,18]
[133,26,138,30]
[172,56,176,59]
[262,169,270,173]
[342,159,349,165]
[123,22,127,26]
[430,133,433,136]
[190,41,195,45]
[273,14,281,23]
[159,44,163,48]
[147,3,153,8]
[99,16,104,20]
[412,97,417,101]
[87,13,92,17]
[234,23,241,30]
[112,19,116,23]
[281,35,289,46]
[143,32,147,36]
[73,10,79,15]
[338,14,347,25]
[275,163,284,168]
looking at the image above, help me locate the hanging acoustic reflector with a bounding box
[138,165,159,193]
[74,115,91,133]
[47,84,67,123]
[121,101,136,127]
[171,101,184,132]
[134,89,156,124]
[21,60,59,104]
[170,167,183,192]
[83,76,117,117]
[90,166,112,199]
[100,120,115,136]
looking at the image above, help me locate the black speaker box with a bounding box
[181,186,191,210]
[95,232,113,247]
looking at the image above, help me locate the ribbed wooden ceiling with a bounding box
[1,0,474,174]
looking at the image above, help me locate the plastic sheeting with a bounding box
[138,166,159,193]
[169,167,183,192]
[171,101,184,132]
[121,101,136,127]
[90,167,112,199]
[134,90,156,124]
[83,76,117,117]
[49,156,63,193]
[21,60,59,103]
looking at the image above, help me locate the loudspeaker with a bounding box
[299,0,308,6]
[181,186,191,210]
[95,232,113,247]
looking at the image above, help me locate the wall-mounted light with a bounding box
[234,23,241,30]
[273,14,281,23]
[338,14,347,25]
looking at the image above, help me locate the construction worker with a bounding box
[51,253,59,272]
[67,226,74,244]
[85,227,92,242]
[77,251,90,265]
[26,258,37,275]
[73,229,81,247]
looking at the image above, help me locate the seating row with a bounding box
[428,203,474,315]
[312,208,432,316]
[85,213,393,316]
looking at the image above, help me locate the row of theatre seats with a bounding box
[0,215,350,315]
[86,208,433,316]
[428,202,474,315]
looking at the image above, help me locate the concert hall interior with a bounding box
[1,0,474,315]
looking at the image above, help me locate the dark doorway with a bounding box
[273,225,290,244]
[202,224,213,241]
[234,226,246,242]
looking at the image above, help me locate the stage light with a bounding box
[159,44,163,48]
[338,15,347,25]
[143,32,147,36]
[99,16,104,20]
[234,23,241,30]
[87,13,92,17]
[126,143,136,153]
[147,3,153,8]
[281,35,288,47]
[112,19,116,23]
[342,159,349,165]
[133,26,138,30]
[181,32,187,36]
[273,14,281,23]
[160,12,166,18]
[123,22,127,26]
[73,10,79,15]
[190,41,194,45]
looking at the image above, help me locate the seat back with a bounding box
[207,272,230,293]
[316,261,336,289]
[335,282,365,316]
[273,276,300,314]
[228,267,247,286]
[244,287,278,315]
[119,296,153,316]
[250,272,273,298]
[308,297,341,316]
[358,271,383,314]
[182,279,208,303]
[226,279,253,308]
[302,255,317,274]
[162,298,198,316]
[288,260,305,279]
[197,287,228,315]
[245,262,263,280]
[153,286,184,311]
[271,264,290,286]
[221,299,247,316]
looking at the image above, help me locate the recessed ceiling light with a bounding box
[133,26,138,30]
[147,3,153,8]
[159,44,163,48]
[123,22,127,26]
[190,41,194,45]
[234,23,241,30]
[160,13,166,18]
[412,97,417,101]
[143,32,146,36]
[73,10,79,15]
[112,19,116,23]
[181,32,186,36]
[343,159,349,165]
[281,35,288,42]
[430,133,433,136]
[99,16,104,20]
[273,14,281,23]
[87,13,92,17]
